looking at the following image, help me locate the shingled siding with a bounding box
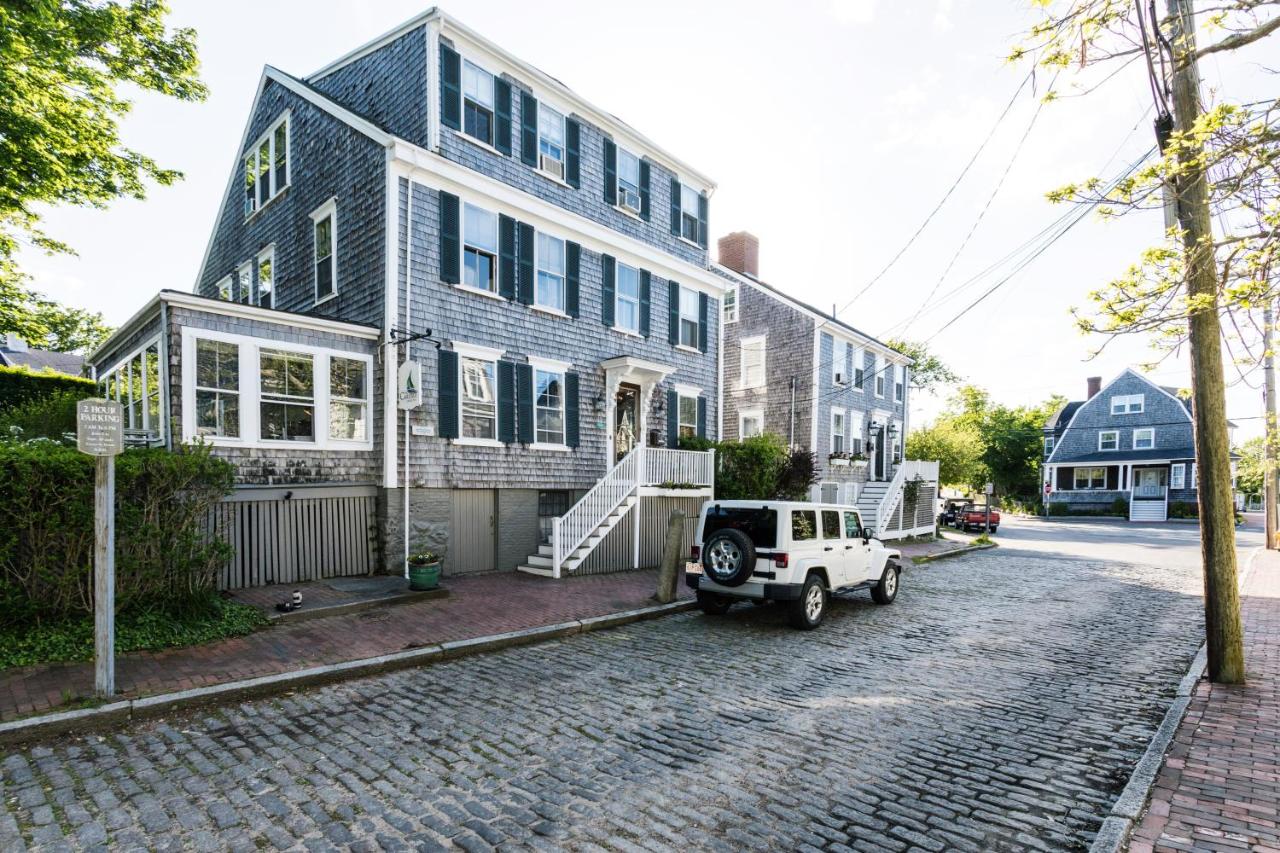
[165,306,383,486]
[394,177,718,490]
[437,39,705,270]
[814,333,907,481]
[308,27,429,146]
[720,276,813,446]
[1049,371,1193,462]
[197,79,387,328]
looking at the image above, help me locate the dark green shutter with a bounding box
[565,119,581,188]
[669,177,681,235]
[494,78,513,156]
[516,362,534,442]
[698,292,709,353]
[666,389,678,447]
[497,361,516,442]
[565,242,580,318]
[520,90,538,166]
[603,139,617,205]
[601,255,616,327]
[498,215,516,300]
[565,372,580,448]
[696,396,707,439]
[517,222,534,304]
[440,44,461,130]
[438,350,459,439]
[639,270,651,338]
[439,191,460,284]
[697,192,709,248]
[667,280,680,345]
[639,160,651,221]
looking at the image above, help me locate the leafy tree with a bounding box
[906,419,984,489]
[1234,435,1266,497]
[0,281,111,352]
[885,338,962,395]
[0,0,207,291]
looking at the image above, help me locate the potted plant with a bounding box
[407,550,442,590]
[829,451,851,467]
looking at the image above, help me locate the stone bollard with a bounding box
[654,510,686,604]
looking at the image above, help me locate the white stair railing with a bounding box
[552,448,640,578]
[872,460,940,536]
[645,448,715,487]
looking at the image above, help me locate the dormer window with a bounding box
[1110,394,1144,415]
[1133,428,1155,450]
[1044,435,1055,457]
[1099,430,1119,451]
[462,60,495,146]
[244,114,289,217]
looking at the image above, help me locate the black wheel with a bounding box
[871,561,900,605]
[701,529,757,588]
[697,590,732,615]
[788,573,828,630]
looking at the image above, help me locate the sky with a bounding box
[17,0,1276,439]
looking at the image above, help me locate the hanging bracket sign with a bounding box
[398,360,423,410]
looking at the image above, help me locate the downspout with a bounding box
[160,299,173,451]
[789,376,796,450]
[402,181,413,579]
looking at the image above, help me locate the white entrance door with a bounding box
[1135,469,1164,498]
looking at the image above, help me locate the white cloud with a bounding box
[934,0,954,31]
[829,0,876,25]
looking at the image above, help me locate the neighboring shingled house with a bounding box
[0,334,85,377]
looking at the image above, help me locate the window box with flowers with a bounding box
[829,452,851,467]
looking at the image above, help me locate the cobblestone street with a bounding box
[0,525,1219,851]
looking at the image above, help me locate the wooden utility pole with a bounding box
[94,456,115,697]
[1264,302,1277,549]
[1166,0,1246,682]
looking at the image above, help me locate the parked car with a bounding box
[685,501,903,630]
[957,503,1000,533]
[938,498,970,527]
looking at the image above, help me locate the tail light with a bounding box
[691,545,701,559]
[773,553,789,568]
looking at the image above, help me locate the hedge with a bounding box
[0,441,236,624]
[0,364,95,412]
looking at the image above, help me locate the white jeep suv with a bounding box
[686,501,903,630]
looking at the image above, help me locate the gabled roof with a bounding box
[1044,368,1197,466]
[1045,401,1083,432]
[0,346,85,377]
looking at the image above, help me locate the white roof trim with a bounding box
[1044,368,1191,465]
[308,7,441,79]
[673,383,703,398]
[163,291,381,338]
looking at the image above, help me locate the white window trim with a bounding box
[832,338,848,385]
[452,341,506,361]
[874,356,885,398]
[236,261,252,305]
[1098,430,1119,451]
[1190,463,1198,490]
[533,230,567,313]
[895,364,906,402]
[179,327,373,450]
[830,407,846,454]
[851,346,865,392]
[739,335,766,390]
[615,261,641,334]
[673,383,702,399]
[310,198,339,304]
[616,145,643,215]
[256,244,275,308]
[677,284,700,350]
[537,102,566,177]
[1110,393,1146,415]
[722,282,738,324]
[1044,435,1055,456]
[1133,427,1155,450]
[738,408,763,439]
[1074,466,1107,489]
[243,111,291,220]
[676,390,699,437]
[98,335,164,438]
[1171,463,1186,489]
[461,201,499,294]
[528,355,570,450]
[461,58,497,148]
[455,344,501,445]
[216,276,232,301]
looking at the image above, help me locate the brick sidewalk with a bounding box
[0,569,687,723]
[1130,550,1280,852]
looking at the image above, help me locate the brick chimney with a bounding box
[1087,376,1102,399]
[718,231,759,278]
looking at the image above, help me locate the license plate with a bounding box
[684,561,702,575]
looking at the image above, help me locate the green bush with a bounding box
[1047,502,1067,516]
[0,389,85,441]
[0,442,235,624]
[0,364,94,412]
[1169,500,1199,518]
[683,433,818,501]
[1111,497,1130,516]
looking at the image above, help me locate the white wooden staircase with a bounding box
[847,460,940,540]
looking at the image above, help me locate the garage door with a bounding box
[450,489,496,574]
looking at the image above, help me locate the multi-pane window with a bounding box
[849,417,864,455]
[244,115,289,216]
[538,103,565,178]
[1110,394,1145,414]
[257,249,274,309]
[1044,435,1055,457]
[102,342,163,437]
[534,368,565,445]
[678,393,698,440]
[832,409,846,454]
[1133,428,1155,450]
[313,204,336,301]
[217,276,232,301]
[617,148,642,213]
[463,203,498,291]
[538,490,571,544]
[536,233,565,311]
[616,262,640,332]
[678,286,699,349]
[740,410,762,439]
[126,353,143,429]
[874,356,885,397]
[1171,463,1186,489]
[145,343,160,427]
[680,183,700,242]
[195,339,240,438]
[1098,430,1119,451]
[236,263,252,304]
[461,356,497,439]
[723,283,738,324]
[1074,467,1106,489]
[895,365,905,401]
[259,350,315,442]
[329,357,367,441]
[853,347,865,387]
[462,60,494,145]
[740,336,765,388]
[833,339,848,384]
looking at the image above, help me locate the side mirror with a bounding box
[861,527,872,543]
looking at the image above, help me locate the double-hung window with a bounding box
[723,283,738,324]
[1111,394,1144,414]
[538,103,565,179]
[236,262,252,304]
[1099,430,1119,451]
[852,347,865,388]
[312,200,337,302]
[739,409,763,439]
[244,114,289,216]
[895,365,905,401]
[678,286,699,349]
[463,203,498,292]
[833,339,848,384]
[678,393,698,440]
[1133,428,1155,450]
[874,356,885,397]
[679,184,700,243]
[259,349,315,442]
[1171,463,1186,489]
[617,148,642,213]
[534,368,566,445]
[535,233,565,311]
[615,262,641,333]
[1044,435,1055,458]
[461,356,498,439]
[1074,467,1106,489]
[462,60,495,146]
[329,357,368,441]
[740,336,766,389]
[195,339,240,438]
[832,409,846,454]
[256,248,274,309]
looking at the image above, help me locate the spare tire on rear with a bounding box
[701,529,756,587]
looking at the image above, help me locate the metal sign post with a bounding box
[397,361,423,579]
[77,399,124,698]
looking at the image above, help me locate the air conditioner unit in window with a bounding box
[539,154,564,180]
[834,371,846,385]
[621,189,641,213]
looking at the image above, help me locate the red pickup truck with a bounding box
[955,503,1000,533]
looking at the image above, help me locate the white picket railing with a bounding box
[646,448,715,488]
[553,450,639,577]
[872,460,940,538]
